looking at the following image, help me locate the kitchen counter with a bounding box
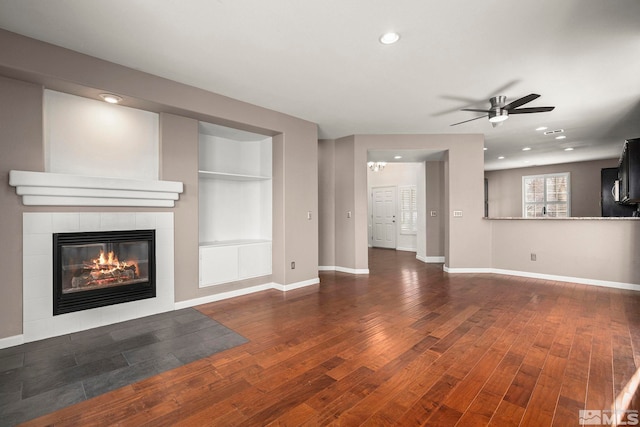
[486,216,640,220]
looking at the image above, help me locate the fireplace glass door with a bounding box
[53,230,155,315]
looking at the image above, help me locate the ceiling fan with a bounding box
[450,93,555,127]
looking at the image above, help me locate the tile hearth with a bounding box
[0,308,248,426]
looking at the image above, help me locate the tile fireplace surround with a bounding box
[21,212,175,344]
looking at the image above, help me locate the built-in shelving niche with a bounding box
[198,122,272,287]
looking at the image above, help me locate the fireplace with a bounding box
[53,229,156,315]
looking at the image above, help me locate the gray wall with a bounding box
[0,29,318,340]
[485,158,619,217]
[426,161,445,258]
[0,76,43,338]
[319,134,490,272]
[334,136,357,269]
[318,139,336,266]
[491,219,640,285]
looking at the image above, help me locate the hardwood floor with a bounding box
[25,249,640,426]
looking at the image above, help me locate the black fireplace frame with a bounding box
[53,229,156,315]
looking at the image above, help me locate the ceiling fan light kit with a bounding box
[489,110,509,123]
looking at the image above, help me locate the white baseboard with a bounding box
[272,277,320,292]
[396,246,417,252]
[417,255,445,263]
[443,266,640,291]
[319,266,369,274]
[175,277,321,310]
[175,283,275,309]
[443,266,493,274]
[491,268,640,292]
[0,334,24,350]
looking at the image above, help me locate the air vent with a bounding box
[544,129,564,135]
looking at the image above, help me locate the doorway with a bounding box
[371,186,397,249]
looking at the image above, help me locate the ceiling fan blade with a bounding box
[503,93,540,111]
[461,108,491,113]
[509,106,555,114]
[450,115,488,126]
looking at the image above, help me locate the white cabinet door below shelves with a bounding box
[238,242,272,279]
[199,242,272,288]
[200,245,238,287]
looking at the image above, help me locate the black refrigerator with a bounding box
[601,167,637,217]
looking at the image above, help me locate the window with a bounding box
[522,173,570,217]
[399,185,417,234]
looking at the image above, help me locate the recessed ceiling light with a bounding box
[536,126,548,131]
[522,147,531,151]
[394,155,402,159]
[379,32,400,45]
[498,156,505,160]
[556,135,567,140]
[99,93,122,104]
[564,147,574,151]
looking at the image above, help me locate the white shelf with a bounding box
[198,126,272,287]
[199,239,272,248]
[198,170,271,181]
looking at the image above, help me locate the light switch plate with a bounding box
[453,210,463,217]
[430,211,437,217]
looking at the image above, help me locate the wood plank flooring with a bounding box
[24,249,640,426]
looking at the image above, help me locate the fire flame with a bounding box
[93,250,138,275]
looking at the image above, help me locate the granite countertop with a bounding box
[486,216,640,220]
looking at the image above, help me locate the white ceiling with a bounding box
[1,0,639,170]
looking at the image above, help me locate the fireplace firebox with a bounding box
[53,229,156,315]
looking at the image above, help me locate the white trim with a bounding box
[272,278,320,292]
[417,255,445,263]
[22,196,175,207]
[17,186,179,200]
[444,266,493,274]
[175,278,320,309]
[443,266,640,291]
[336,266,369,274]
[490,268,640,292]
[396,246,417,252]
[174,283,275,309]
[320,266,370,274]
[9,170,183,207]
[0,334,24,350]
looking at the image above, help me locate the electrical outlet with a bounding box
[531,253,537,261]
[291,261,296,269]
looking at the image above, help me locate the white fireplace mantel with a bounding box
[9,170,184,207]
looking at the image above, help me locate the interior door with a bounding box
[372,186,397,249]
